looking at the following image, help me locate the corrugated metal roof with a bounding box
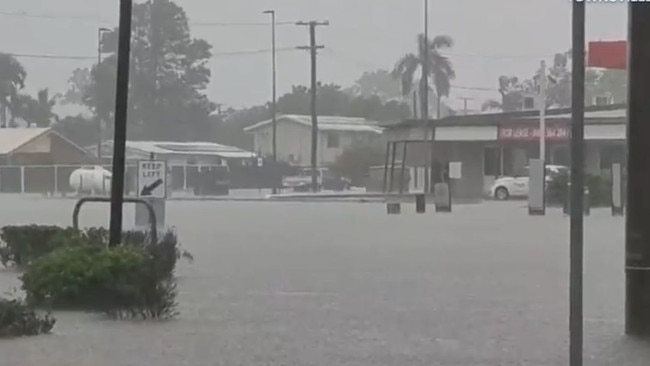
[244,115,384,134]
[0,128,50,155]
[100,140,256,159]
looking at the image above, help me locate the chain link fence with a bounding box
[0,163,282,197]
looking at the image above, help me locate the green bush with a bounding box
[0,225,76,267]
[21,245,178,319]
[0,226,192,272]
[546,171,613,207]
[0,296,55,338]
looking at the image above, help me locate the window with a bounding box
[327,132,340,148]
[484,147,502,176]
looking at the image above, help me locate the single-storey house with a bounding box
[0,127,93,165]
[0,127,95,193]
[244,115,384,166]
[90,140,257,166]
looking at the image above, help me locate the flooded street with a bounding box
[0,197,647,365]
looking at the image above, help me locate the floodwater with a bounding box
[1,196,649,365]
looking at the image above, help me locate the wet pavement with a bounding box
[0,197,649,365]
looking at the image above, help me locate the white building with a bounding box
[89,140,257,166]
[244,115,383,166]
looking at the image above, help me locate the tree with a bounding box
[53,115,98,147]
[482,51,628,112]
[0,53,27,128]
[347,69,403,102]
[15,89,59,127]
[64,0,215,141]
[330,144,386,186]
[62,68,92,106]
[212,83,411,151]
[392,34,455,119]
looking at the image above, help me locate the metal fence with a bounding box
[0,163,284,196]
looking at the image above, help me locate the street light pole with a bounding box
[97,27,110,165]
[263,10,278,194]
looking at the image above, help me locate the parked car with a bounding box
[282,168,351,192]
[489,165,569,200]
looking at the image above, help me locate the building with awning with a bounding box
[383,104,626,200]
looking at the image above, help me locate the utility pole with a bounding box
[423,0,432,194]
[97,27,110,164]
[264,10,278,194]
[297,20,329,193]
[538,60,548,161]
[458,97,472,115]
[109,0,133,246]
[626,2,650,338]
[569,2,585,365]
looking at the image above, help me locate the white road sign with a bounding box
[138,160,167,198]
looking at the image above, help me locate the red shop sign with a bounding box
[499,126,570,141]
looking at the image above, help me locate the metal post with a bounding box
[423,0,432,194]
[20,166,25,193]
[382,141,391,193]
[388,142,398,193]
[264,10,278,194]
[539,60,548,161]
[399,142,407,194]
[97,27,110,164]
[569,1,585,365]
[109,0,133,246]
[53,165,58,195]
[626,2,650,337]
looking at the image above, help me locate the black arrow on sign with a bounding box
[141,178,163,196]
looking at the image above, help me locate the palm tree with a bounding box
[0,53,27,128]
[392,34,455,120]
[14,89,58,127]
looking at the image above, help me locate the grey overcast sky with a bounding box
[1,0,627,112]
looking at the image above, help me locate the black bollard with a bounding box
[434,183,452,212]
[387,202,401,215]
[583,187,590,216]
[415,194,426,213]
[564,183,570,215]
[564,183,590,216]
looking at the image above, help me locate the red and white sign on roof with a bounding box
[499,126,570,141]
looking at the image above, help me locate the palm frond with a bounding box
[392,53,420,96]
[430,35,454,49]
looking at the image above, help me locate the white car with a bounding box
[489,165,568,200]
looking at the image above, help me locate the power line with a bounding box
[0,9,296,27]
[192,21,295,27]
[5,47,298,61]
[325,49,500,92]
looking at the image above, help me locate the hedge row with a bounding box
[0,225,191,338]
[547,171,614,207]
[0,297,55,338]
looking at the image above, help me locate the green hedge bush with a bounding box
[1,225,191,319]
[0,225,192,270]
[546,171,613,207]
[21,244,178,319]
[0,225,75,267]
[0,296,55,338]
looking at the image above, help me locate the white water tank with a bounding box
[69,166,112,195]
